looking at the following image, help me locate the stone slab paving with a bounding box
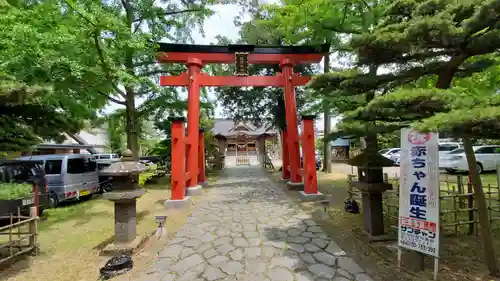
[137,159,373,281]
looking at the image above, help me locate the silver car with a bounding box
[379,148,401,164]
[17,154,99,207]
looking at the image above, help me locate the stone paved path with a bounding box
[138,159,373,281]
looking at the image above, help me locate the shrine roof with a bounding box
[211,119,277,137]
[157,43,330,55]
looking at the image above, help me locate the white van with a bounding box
[94,153,120,165]
[17,154,99,207]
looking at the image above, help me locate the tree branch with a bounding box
[64,0,127,99]
[63,0,94,25]
[133,61,156,67]
[92,33,126,97]
[99,91,126,105]
[322,23,362,34]
[133,8,203,24]
[137,68,185,77]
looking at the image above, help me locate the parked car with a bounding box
[315,152,322,170]
[139,160,153,166]
[394,142,462,167]
[97,163,113,193]
[440,145,500,174]
[299,150,321,170]
[394,157,401,166]
[94,153,120,165]
[438,142,462,158]
[0,160,50,216]
[17,154,100,207]
[379,148,401,163]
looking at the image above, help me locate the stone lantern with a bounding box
[100,149,148,253]
[347,150,394,239]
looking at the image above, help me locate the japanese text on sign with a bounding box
[398,128,440,257]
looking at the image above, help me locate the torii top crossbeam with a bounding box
[156,43,329,64]
[156,43,329,87]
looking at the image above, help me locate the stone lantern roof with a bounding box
[347,150,395,168]
[100,149,149,176]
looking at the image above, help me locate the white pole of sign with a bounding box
[398,128,440,278]
[397,247,402,267]
[434,257,439,280]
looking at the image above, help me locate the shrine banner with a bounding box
[398,128,440,257]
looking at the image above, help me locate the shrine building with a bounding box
[211,119,278,155]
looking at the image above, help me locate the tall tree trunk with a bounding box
[323,54,332,173]
[125,89,139,160]
[277,130,282,159]
[122,0,139,161]
[361,65,378,153]
[462,136,499,276]
[436,61,499,276]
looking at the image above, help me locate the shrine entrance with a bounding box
[157,43,328,208]
[235,132,250,166]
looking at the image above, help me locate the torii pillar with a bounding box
[281,59,303,189]
[185,58,203,196]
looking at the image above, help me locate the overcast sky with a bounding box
[105,1,338,131]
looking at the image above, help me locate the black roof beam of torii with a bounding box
[156,43,330,55]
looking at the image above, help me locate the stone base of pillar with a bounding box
[286,181,304,190]
[361,192,385,236]
[186,185,202,195]
[102,235,147,255]
[199,181,209,187]
[164,196,193,210]
[364,232,394,242]
[298,191,325,202]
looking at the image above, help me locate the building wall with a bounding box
[21,149,76,156]
[76,129,109,153]
[34,129,109,155]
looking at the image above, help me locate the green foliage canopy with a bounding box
[0,1,110,151]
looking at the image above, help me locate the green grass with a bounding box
[2,166,225,281]
[138,164,158,185]
[3,174,174,281]
[0,183,32,200]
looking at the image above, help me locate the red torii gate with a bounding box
[157,43,328,208]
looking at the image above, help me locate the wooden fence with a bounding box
[348,172,500,236]
[236,154,250,166]
[0,207,38,265]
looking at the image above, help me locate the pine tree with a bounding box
[309,0,500,275]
